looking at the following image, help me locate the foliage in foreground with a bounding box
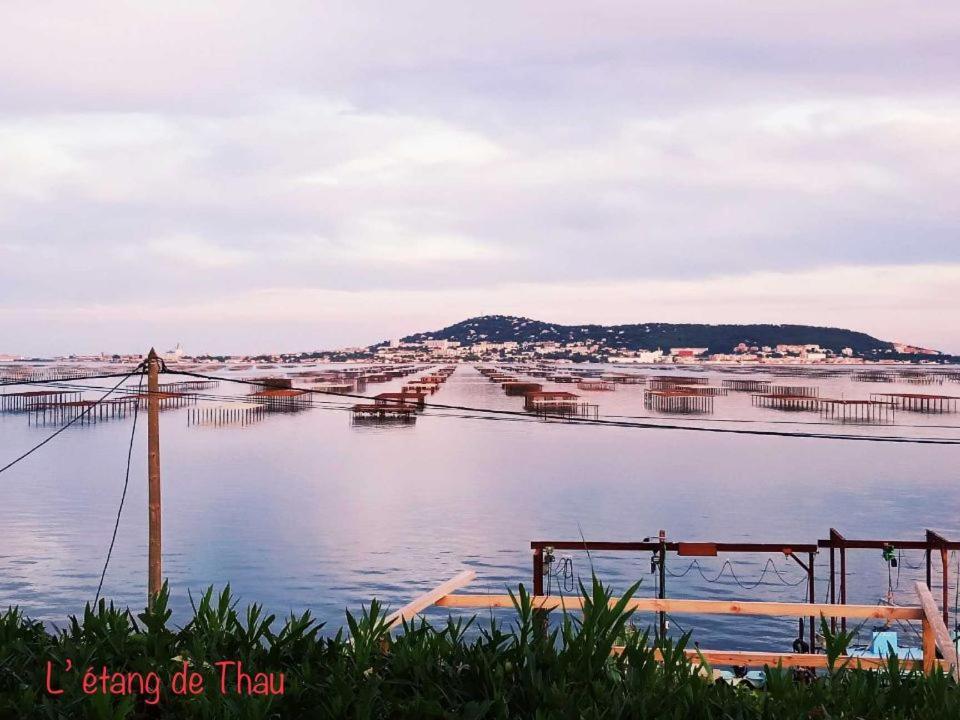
[0,578,958,719]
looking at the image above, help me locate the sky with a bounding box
[1,1,958,356]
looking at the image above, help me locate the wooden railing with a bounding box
[391,572,959,679]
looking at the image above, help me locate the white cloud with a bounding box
[3,263,958,355]
[144,234,254,268]
[0,2,958,353]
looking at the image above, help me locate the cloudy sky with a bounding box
[1,1,958,355]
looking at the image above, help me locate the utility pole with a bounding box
[146,348,162,606]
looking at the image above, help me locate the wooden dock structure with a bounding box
[158,380,220,392]
[187,402,266,427]
[131,391,197,410]
[248,388,312,411]
[897,371,943,386]
[351,404,417,423]
[523,390,580,412]
[0,366,92,383]
[648,376,709,390]
[577,380,616,391]
[0,390,82,412]
[852,370,896,383]
[310,382,356,394]
[27,397,140,425]
[374,391,427,409]
[523,391,599,418]
[502,381,543,396]
[768,385,819,397]
[721,379,772,392]
[676,385,728,396]
[404,381,441,394]
[818,398,895,424]
[644,389,714,413]
[600,373,647,384]
[869,392,960,413]
[751,392,819,411]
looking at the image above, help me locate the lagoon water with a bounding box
[2,364,959,651]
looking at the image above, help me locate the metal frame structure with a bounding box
[819,528,960,631]
[531,533,819,650]
[532,528,960,652]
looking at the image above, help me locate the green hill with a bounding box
[399,315,898,355]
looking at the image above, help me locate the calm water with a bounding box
[2,364,959,652]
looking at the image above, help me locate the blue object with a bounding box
[849,630,923,662]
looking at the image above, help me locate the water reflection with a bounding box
[0,364,958,652]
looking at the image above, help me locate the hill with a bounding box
[399,315,897,355]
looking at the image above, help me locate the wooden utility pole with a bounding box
[147,348,162,606]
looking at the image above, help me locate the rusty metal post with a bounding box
[837,532,847,633]
[928,530,950,627]
[829,539,836,633]
[147,349,162,607]
[942,546,949,627]
[658,530,667,641]
[808,551,816,652]
[531,546,548,638]
[532,547,544,596]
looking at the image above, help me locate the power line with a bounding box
[95,369,145,603]
[19,368,960,444]
[0,366,143,477]
[33,376,960,438]
[27,376,960,434]
[169,368,960,445]
[0,371,138,387]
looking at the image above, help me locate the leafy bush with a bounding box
[0,578,956,719]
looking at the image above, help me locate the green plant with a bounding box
[0,577,956,719]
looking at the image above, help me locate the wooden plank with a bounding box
[915,581,959,679]
[678,542,717,557]
[386,570,476,629]
[435,594,923,620]
[608,647,945,672]
[922,619,936,675]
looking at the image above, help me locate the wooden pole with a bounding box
[386,570,476,629]
[915,581,960,680]
[147,349,162,606]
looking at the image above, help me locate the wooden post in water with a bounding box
[147,349,162,607]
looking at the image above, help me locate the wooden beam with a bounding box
[435,594,923,621]
[678,542,717,557]
[608,647,946,672]
[915,581,959,680]
[386,570,476,629]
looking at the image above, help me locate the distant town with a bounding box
[2,316,954,367]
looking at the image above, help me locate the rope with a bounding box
[665,558,807,588]
[0,367,143,477]
[94,369,145,603]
